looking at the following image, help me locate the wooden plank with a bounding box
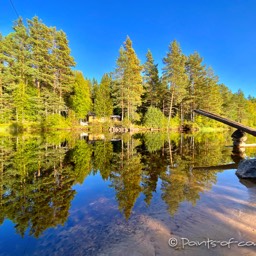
[193,163,238,171]
[194,109,256,136]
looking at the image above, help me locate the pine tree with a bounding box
[198,67,223,114]
[27,17,54,95]
[159,78,169,115]
[112,37,143,121]
[1,18,34,122]
[0,35,13,122]
[27,17,55,119]
[186,52,206,121]
[94,73,113,117]
[123,37,143,121]
[219,83,235,117]
[51,29,76,112]
[232,89,248,123]
[28,17,75,117]
[88,78,98,112]
[247,96,256,127]
[162,40,189,127]
[0,16,78,124]
[142,50,162,114]
[112,46,127,119]
[4,18,33,85]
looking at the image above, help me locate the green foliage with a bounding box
[162,40,189,105]
[195,115,224,128]
[71,140,92,183]
[144,132,167,152]
[168,115,180,128]
[112,36,143,121]
[9,122,24,134]
[44,114,70,129]
[0,135,76,237]
[121,117,132,128]
[246,97,256,127]
[162,40,189,128]
[144,107,167,128]
[0,16,76,126]
[1,17,255,130]
[70,71,91,119]
[94,74,113,117]
[93,141,113,180]
[141,50,165,115]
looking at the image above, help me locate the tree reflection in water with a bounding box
[0,131,252,238]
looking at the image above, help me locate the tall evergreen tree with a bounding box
[162,40,189,126]
[27,17,75,117]
[94,74,113,117]
[197,67,223,114]
[51,30,76,108]
[219,83,235,117]
[247,96,256,127]
[27,17,54,95]
[2,18,34,122]
[186,52,206,121]
[142,50,162,114]
[88,78,98,113]
[112,37,143,121]
[232,89,248,123]
[159,78,169,115]
[4,18,33,85]
[0,35,14,122]
[124,37,143,121]
[112,46,127,119]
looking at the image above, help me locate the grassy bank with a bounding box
[0,116,230,135]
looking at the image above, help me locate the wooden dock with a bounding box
[194,109,256,137]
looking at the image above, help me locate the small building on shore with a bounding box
[110,115,121,122]
[86,113,121,123]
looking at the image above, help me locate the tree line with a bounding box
[1,17,256,129]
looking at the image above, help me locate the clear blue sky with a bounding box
[1,0,256,97]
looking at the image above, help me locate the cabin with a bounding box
[79,119,88,126]
[88,133,105,141]
[86,113,121,123]
[87,112,96,123]
[110,115,121,122]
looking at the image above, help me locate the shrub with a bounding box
[44,114,70,129]
[144,107,167,129]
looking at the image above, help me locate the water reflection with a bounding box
[0,131,255,239]
[0,136,77,238]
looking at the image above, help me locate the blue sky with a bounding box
[1,0,256,96]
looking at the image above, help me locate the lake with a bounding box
[0,131,256,256]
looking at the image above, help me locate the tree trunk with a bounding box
[168,134,173,167]
[121,90,124,120]
[168,87,174,130]
[180,102,184,126]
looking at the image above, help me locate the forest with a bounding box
[1,17,256,131]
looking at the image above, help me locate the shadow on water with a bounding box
[0,131,256,255]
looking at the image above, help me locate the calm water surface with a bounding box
[0,132,256,256]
